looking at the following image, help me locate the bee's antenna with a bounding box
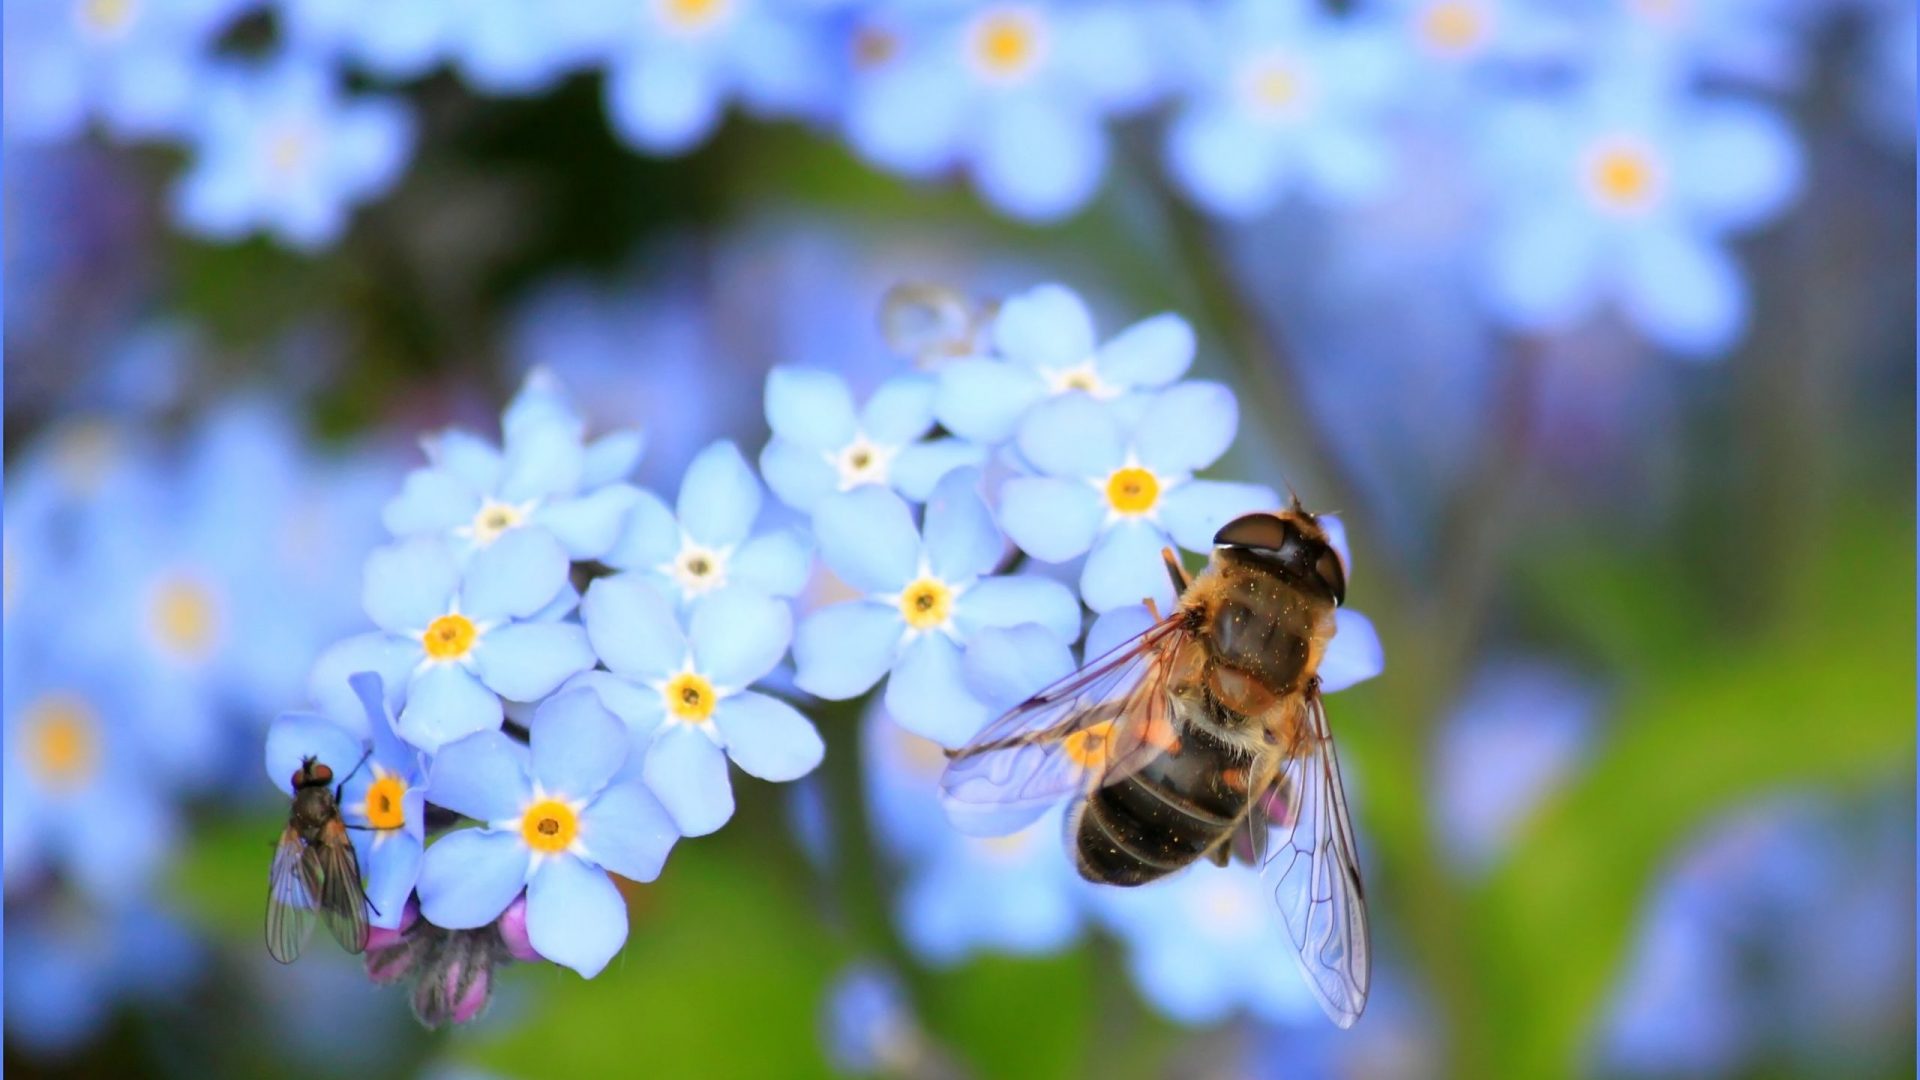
[1280,474,1306,514]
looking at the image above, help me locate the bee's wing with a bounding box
[1257,687,1371,1028]
[316,819,372,955]
[266,827,320,964]
[940,615,1190,836]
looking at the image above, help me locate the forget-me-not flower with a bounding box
[935,283,1194,446]
[603,440,811,607]
[265,672,427,929]
[279,0,456,81]
[794,470,1080,746]
[440,0,610,96]
[384,368,644,563]
[759,368,985,514]
[996,388,1278,612]
[573,578,824,837]
[171,58,414,251]
[415,689,679,978]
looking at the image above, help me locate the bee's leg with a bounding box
[334,746,375,801]
[1160,547,1190,598]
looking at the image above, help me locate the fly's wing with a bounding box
[266,827,320,964]
[1257,687,1371,1028]
[315,819,371,955]
[940,616,1189,837]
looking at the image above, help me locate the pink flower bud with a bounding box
[496,893,541,964]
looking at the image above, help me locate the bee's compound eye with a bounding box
[1213,512,1289,552]
[1314,548,1348,606]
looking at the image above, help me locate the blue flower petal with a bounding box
[363,537,459,633]
[536,484,643,560]
[460,527,570,623]
[1134,382,1239,475]
[892,438,990,502]
[383,467,478,537]
[527,853,628,978]
[813,487,920,595]
[643,725,734,836]
[1617,227,1744,357]
[793,602,904,700]
[935,359,1047,444]
[962,623,1077,713]
[1483,207,1605,329]
[264,712,365,795]
[530,688,628,799]
[1319,514,1352,577]
[859,375,937,446]
[582,428,646,488]
[424,729,530,821]
[759,437,838,513]
[1674,101,1802,231]
[309,632,419,730]
[579,782,677,883]
[416,828,529,929]
[999,477,1104,562]
[712,691,824,782]
[1086,604,1157,661]
[561,671,667,742]
[1081,521,1176,614]
[497,419,585,503]
[679,441,761,548]
[473,621,595,703]
[922,469,1003,583]
[885,633,988,748]
[975,98,1106,222]
[690,587,792,688]
[1159,480,1281,553]
[1095,313,1194,390]
[1319,608,1384,693]
[424,428,503,493]
[954,575,1082,643]
[1166,104,1286,220]
[602,487,680,571]
[581,575,685,680]
[398,664,504,754]
[362,834,423,931]
[994,283,1097,372]
[606,45,721,154]
[731,527,813,598]
[1017,394,1124,480]
[766,367,857,452]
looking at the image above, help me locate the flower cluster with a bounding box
[6,0,1873,355]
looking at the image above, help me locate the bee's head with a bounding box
[292,756,333,791]
[1212,510,1347,605]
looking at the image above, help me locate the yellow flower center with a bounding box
[1244,57,1305,117]
[1062,720,1114,771]
[363,774,408,830]
[1104,467,1161,515]
[77,0,137,35]
[968,7,1044,82]
[149,573,221,662]
[422,613,478,661]
[897,578,953,631]
[665,671,718,723]
[656,0,731,32]
[520,798,579,854]
[469,500,525,546]
[1586,140,1663,213]
[1419,0,1487,56]
[24,694,99,790]
[267,128,310,176]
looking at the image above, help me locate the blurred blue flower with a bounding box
[1476,70,1803,356]
[996,389,1277,612]
[440,0,610,96]
[265,672,427,929]
[279,0,455,81]
[415,689,678,978]
[822,963,925,1076]
[598,0,828,154]
[793,471,1081,747]
[603,440,812,607]
[1594,0,1811,92]
[1853,0,1915,153]
[572,577,823,836]
[935,282,1194,446]
[171,58,414,251]
[1,0,247,142]
[1163,0,1402,219]
[384,368,645,563]
[3,899,201,1059]
[759,367,985,514]
[841,1,1163,220]
[347,530,593,752]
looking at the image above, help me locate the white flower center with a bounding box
[1238,50,1313,122]
[1041,359,1119,400]
[663,536,732,599]
[463,498,534,547]
[830,434,899,491]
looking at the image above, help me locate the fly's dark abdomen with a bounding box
[1071,720,1251,887]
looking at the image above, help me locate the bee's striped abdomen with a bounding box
[1071,720,1251,887]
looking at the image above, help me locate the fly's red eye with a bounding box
[308,763,334,786]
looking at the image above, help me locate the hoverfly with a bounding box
[941,502,1370,1027]
[266,752,373,963]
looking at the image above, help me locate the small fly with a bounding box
[266,752,374,963]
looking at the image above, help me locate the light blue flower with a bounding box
[995,389,1278,613]
[1476,68,1802,357]
[415,689,678,978]
[279,0,456,81]
[345,530,594,753]
[572,578,823,837]
[822,963,924,1076]
[384,368,644,563]
[1163,0,1402,219]
[3,899,200,1059]
[598,0,828,154]
[171,57,414,251]
[934,282,1194,446]
[265,672,427,930]
[841,2,1164,220]
[793,471,1081,747]
[603,440,811,608]
[1,0,248,142]
[440,0,610,96]
[759,368,985,514]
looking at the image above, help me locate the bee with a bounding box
[941,501,1370,1027]
[266,752,373,964]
